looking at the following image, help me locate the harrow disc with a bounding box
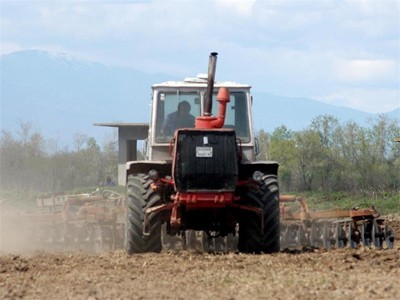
[322,222,332,250]
[334,221,346,248]
[360,222,366,246]
[348,221,357,249]
[384,224,395,249]
[90,225,114,253]
[91,225,103,253]
[371,220,382,249]
[309,223,319,248]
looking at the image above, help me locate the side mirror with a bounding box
[142,139,149,159]
[254,137,260,157]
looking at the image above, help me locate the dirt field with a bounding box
[1,218,399,300]
[1,247,399,300]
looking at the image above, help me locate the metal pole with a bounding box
[204,52,218,116]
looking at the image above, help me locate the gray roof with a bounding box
[94,123,149,128]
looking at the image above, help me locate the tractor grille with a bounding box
[173,129,238,192]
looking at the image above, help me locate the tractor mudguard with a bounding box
[239,161,279,179]
[126,160,172,179]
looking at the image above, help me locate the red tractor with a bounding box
[125,53,280,254]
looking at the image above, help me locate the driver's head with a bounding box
[178,101,191,115]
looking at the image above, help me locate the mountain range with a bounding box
[1,50,399,147]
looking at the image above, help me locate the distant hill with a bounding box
[1,50,398,146]
[251,92,388,132]
[1,50,173,146]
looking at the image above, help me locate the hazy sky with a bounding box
[1,0,399,113]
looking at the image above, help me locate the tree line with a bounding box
[257,114,400,193]
[1,115,399,194]
[0,123,118,192]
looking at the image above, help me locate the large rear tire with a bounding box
[125,174,162,254]
[238,174,280,253]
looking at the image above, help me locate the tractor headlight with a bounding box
[148,169,159,181]
[252,171,264,183]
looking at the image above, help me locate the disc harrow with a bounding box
[1,190,126,253]
[279,195,395,250]
[1,191,395,253]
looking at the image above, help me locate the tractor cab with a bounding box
[147,75,257,162]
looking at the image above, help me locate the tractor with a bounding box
[125,52,280,254]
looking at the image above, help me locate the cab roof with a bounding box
[152,74,251,89]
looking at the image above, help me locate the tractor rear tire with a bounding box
[125,174,162,254]
[238,174,280,254]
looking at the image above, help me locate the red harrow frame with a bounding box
[279,195,395,250]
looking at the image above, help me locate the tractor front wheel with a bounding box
[125,174,162,254]
[238,174,280,254]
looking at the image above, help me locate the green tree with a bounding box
[294,129,324,191]
[255,129,269,160]
[268,125,296,191]
[309,115,343,191]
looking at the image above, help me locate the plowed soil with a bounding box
[1,219,399,300]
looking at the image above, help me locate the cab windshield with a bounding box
[154,90,250,143]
